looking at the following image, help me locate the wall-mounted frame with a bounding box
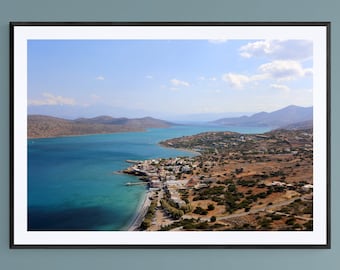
[10,22,330,248]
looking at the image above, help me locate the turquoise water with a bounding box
[28,125,271,231]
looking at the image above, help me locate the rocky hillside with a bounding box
[28,115,172,138]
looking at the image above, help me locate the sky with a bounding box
[27,39,313,121]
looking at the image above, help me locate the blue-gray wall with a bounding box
[0,0,338,269]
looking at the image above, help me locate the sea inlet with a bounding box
[28,125,270,231]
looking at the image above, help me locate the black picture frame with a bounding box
[10,22,331,248]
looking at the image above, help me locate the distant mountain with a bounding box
[212,105,313,128]
[278,120,313,130]
[28,115,172,138]
[73,115,172,128]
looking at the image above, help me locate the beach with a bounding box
[127,190,154,231]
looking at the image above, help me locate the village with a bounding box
[123,128,314,231]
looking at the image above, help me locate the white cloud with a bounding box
[145,75,153,79]
[222,73,269,89]
[28,92,76,106]
[223,60,311,89]
[198,76,217,81]
[222,73,250,89]
[239,40,313,60]
[95,75,105,80]
[270,84,290,92]
[170,78,190,87]
[240,40,276,58]
[258,60,308,81]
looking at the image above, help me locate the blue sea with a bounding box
[28,125,271,231]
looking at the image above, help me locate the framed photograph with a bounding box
[10,22,330,248]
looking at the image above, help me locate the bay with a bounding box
[28,125,271,231]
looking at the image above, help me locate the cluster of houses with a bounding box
[124,157,212,207]
[266,180,313,193]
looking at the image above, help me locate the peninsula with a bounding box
[124,128,313,231]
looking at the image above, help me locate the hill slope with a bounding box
[28,115,172,138]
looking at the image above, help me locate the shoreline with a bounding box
[28,124,176,140]
[126,189,154,231]
[28,129,148,140]
[124,144,200,231]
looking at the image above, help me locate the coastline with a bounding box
[28,129,148,140]
[126,189,154,231]
[124,144,199,231]
[28,124,313,232]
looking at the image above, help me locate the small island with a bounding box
[124,128,313,231]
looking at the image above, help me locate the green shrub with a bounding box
[207,204,215,211]
[285,218,296,226]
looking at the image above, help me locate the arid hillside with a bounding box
[28,115,172,138]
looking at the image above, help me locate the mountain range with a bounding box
[28,105,312,138]
[212,105,313,128]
